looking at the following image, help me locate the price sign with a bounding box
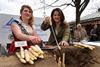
[15,41,27,47]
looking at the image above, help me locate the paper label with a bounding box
[15,41,27,47]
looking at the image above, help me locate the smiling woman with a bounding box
[8,5,42,54]
[41,8,70,46]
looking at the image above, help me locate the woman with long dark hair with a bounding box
[41,8,70,46]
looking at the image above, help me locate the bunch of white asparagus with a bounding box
[15,45,44,64]
[74,43,95,50]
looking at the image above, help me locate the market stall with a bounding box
[0,43,100,67]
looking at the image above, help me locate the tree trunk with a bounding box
[75,0,81,26]
[76,9,81,26]
[76,12,80,25]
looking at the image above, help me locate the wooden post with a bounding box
[62,53,65,67]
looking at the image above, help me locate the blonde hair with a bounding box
[20,5,34,27]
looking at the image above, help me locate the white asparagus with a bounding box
[28,60,34,64]
[20,47,25,58]
[74,44,95,50]
[38,54,44,59]
[20,58,27,63]
[35,45,44,54]
[28,50,37,60]
[24,50,30,62]
[16,52,26,63]
[29,48,39,57]
[16,52,21,59]
[58,57,62,67]
[62,53,65,67]
[31,46,41,55]
[31,46,39,52]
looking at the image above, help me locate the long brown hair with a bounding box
[20,5,34,27]
[51,8,65,27]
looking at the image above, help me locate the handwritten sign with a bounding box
[15,41,27,47]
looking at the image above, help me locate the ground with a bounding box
[0,46,100,67]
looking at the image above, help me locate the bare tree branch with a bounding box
[40,0,59,6]
[72,0,76,5]
[45,3,71,7]
[34,0,59,11]
[79,0,90,15]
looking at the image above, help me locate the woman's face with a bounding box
[53,11,61,23]
[21,7,32,20]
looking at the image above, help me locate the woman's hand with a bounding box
[29,36,41,44]
[44,16,50,22]
[59,40,69,46]
[44,16,52,25]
